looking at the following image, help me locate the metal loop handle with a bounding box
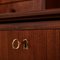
[12,39,21,49]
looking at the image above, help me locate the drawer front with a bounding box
[0,29,60,60]
[7,30,47,60]
[0,21,60,60]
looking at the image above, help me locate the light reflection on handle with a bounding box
[12,39,21,49]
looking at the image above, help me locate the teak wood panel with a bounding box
[0,0,45,13]
[47,30,60,60]
[7,31,19,60]
[0,4,9,13]
[0,30,47,60]
[0,30,60,60]
[18,30,47,60]
[0,31,8,60]
[13,0,45,12]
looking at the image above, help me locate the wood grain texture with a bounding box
[12,0,45,12]
[0,31,2,60]
[47,30,57,60]
[27,30,47,60]
[0,0,45,13]
[19,30,47,60]
[0,28,60,60]
[0,31,8,60]
[0,5,9,13]
[56,30,60,60]
[47,30,60,60]
[7,31,19,60]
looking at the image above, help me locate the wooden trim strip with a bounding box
[0,21,60,30]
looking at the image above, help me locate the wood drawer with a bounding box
[0,21,60,60]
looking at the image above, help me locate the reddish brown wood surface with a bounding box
[0,31,8,60]
[7,31,19,60]
[47,30,57,60]
[47,30,60,60]
[0,5,9,13]
[0,29,60,60]
[19,30,47,60]
[0,0,45,13]
[0,18,60,60]
[0,30,47,60]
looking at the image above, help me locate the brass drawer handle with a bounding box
[12,39,21,49]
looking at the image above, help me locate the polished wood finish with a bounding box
[0,10,60,60]
[7,31,19,60]
[47,30,57,60]
[0,30,47,60]
[0,0,45,13]
[47,30,60,60]
[19,30,47,60]
[0,31,8,60]
[0,29,60,60]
